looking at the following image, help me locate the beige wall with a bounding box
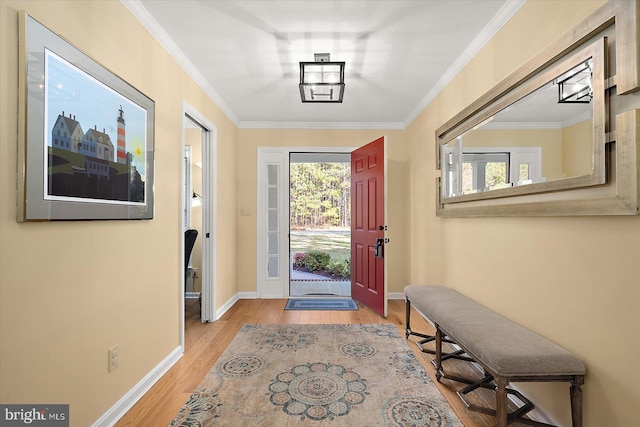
[236,129,408,295]
[562,119,593,177]
[408,1,639,426]
[0,1,237,425]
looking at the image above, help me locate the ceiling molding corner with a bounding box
[403,0,527,128]
[120,0,240,126]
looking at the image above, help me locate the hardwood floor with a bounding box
[114,298,515,426]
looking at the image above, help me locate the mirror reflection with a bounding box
[442,58,594,198]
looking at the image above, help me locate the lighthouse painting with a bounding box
[45,49,148,204]
[18,12,154,221]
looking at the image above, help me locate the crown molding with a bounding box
[403,0,527,128]
[121,0,240,126]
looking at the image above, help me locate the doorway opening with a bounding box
[289,153,351,297]
[180,104,217,350]
[184,118,202,302]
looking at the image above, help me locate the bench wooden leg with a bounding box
[435,324,443,382]
[405,298,411,338]
[495,376,508,427]
[405,297,466,358]
[571,376,584,427]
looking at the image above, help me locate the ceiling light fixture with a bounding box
[299,53,345,103]
[556,60,593,103]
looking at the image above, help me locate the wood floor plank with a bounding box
[115,298,520,427]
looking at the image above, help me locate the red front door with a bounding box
[351,137,386,317]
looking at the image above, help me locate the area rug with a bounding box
[284,298,358,311]
[170,324,462,426]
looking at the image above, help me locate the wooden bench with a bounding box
[404,285,586,427]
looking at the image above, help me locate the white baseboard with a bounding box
[185,291,200,299]
[237,291,257,299]
[388,292,405,300]
[91,346,183,427]
[215,293,239,319]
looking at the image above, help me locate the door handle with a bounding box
[374,238,384,258]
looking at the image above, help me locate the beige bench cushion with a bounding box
[405,285,586,377]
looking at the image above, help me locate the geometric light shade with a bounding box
[299,54,345,103]
[556,59,593,103]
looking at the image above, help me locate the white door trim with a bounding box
[256,146,355,299]
[180,101,217,350]
[256,148,289,298]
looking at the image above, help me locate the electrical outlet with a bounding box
[108,345,119,372]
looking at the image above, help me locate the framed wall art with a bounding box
[17,11,155,221]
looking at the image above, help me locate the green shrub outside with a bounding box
[302,250,331,271]
[295,250,350,280]
[328,259,351,278]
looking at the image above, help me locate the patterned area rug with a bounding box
[170,324,462,426]
[284,298,358,311]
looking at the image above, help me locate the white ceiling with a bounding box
[124,0,525,129]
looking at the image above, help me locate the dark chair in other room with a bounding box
[185,229,199,309]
